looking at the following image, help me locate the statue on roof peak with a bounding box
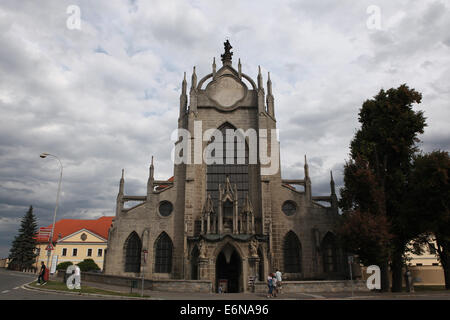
[221,39,233,65]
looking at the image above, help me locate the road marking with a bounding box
[14,287,20,290]
[297,293,326,299]
[2,290,10,294]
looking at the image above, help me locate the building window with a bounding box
[159,201,173,217]
[124,232,141,273]
[87,249,92,257]
[416,263,423,266]
[155,232,173,273]
[36,248,41,256]
[432,263,439,266]
[322,232,338,273]
[206,123,249,213]
[72,248,78,257]
[282,200,297,216]
[283,231,302,273]
[62,248,67,256]
[97,249,103,257]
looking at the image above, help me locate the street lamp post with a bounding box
[40,153,63,274]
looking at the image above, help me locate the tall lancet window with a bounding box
[154,232,173,273]
[124,232,141,273]
[206,123,249,212]
[322,232,338,273]
[284,231,302,273]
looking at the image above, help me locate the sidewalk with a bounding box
[72,279,450,300]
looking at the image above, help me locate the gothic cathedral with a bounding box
[103,41,346,293]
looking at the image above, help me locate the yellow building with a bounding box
[360,237,445,287]
[405,238,445,286]
[35,216,114,273]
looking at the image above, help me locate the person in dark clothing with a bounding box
[37,261,46,285]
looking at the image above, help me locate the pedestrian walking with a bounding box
[275,269,283,294]
[272,274,278,297]
[267,273,274,298]
[37,261,46,285]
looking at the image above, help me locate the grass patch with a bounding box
[29,280,150,298]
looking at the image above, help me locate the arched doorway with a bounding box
[216,244,242,293]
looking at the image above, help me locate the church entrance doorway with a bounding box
[216,244,242,293]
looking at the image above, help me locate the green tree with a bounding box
[76,258,100,272]
[340,84,426,292]
[56,261,73,271]
[409,150,450,289]
[8,206,38,271]
[338,155,393,291]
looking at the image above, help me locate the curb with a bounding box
[22,282,160,300]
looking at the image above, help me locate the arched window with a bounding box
[155,232,173,273]
[206,123,249,213]
[283,231,302,273]
[124,232,141,273]
[191,246,199,280]
[322,232,338,273]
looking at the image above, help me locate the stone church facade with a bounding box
[103,41,346,293]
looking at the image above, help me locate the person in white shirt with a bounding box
[275,269,282,294]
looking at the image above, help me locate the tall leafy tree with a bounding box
[340,84,426,292]
[338,155,392,291]
[8,206,38,271]
[409,151,450,289]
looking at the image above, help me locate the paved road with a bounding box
[1,268,449,300]
[0,268,106,300]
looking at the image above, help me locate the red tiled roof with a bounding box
[155,176,174,191]
[35,216,114,243]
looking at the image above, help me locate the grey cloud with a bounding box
[0,0,449,257]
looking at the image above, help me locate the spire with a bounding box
[204,193,214,213]
[221,39,233,66]
[182,72,187,95]
[116,169,125,216]
[212,57,216,77]
[238,58,242,78]
[242,193,253,213]
[190,66,197,91]
[147,156,154,195]
[304,155,312,202]
[304,155,309,179]
[119,169,124,195]
[266,72,275,117]
[180,72,187,116]
[224,175,233,195]
[330,170,336,195]
[330,170,338,209]
[150,156,154,180]
[257,65,263,90]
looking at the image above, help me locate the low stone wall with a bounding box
[57,271,212,293]
[361,265,445,286]
[254,280,369,293]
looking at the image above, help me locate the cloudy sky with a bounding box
[0,0,449,258]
